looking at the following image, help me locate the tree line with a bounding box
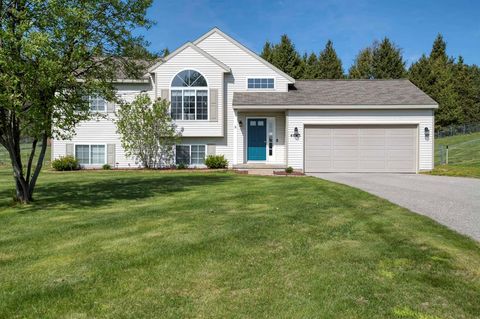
[261,35,480,128]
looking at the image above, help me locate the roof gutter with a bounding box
[233,104,439,110]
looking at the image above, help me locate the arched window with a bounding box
[171,70,208,120]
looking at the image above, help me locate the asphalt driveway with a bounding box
[309,173,480,241]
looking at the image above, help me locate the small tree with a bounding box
[116,95,181,168]
[349,48,374,79]
[317,40,344,79]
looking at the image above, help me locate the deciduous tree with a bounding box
[0,0,153,203]
[115,95,181,168]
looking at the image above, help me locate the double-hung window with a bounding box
[247,78,274,89]
[170,70,208,120]
[89,96,106,112]
[175,145,206,165]
[75,144,105,165]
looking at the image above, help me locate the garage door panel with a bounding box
[334,149,357,158]
[305,125,417,173]
[359,136,386,146]
[359,149,385,158]
[334,160,359,169]
[359,160,386,169]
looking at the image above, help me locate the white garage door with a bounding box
[304,125,417,173]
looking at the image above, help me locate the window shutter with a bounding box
[66,144,74,156]
[107,144,116,166]
[207,144,216,156]
[160,89,170,101]
[107,101,115,113]
[209,89,218,122]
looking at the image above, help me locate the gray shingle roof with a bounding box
[233,79,437,106]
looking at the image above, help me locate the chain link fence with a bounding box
[435,124,480,166]
[435,123,480,138]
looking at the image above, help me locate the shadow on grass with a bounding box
[1,172,233,211]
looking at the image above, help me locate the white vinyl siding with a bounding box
[195,31,293,165]
[52,83,153,169]
[286,109,434,171]
[154,46,225,137]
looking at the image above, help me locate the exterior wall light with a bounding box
[291,127,301,138]
[424,127,430,138]
[238,120,243,128]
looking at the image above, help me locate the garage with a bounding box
[304,125,417,173]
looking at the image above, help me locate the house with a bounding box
[52,28,438,173]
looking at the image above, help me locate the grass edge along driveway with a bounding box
[0,169,479,318]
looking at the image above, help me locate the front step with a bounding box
[234,165,286,176]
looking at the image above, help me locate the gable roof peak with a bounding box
[193,27,295,84]
[146,41,230,74]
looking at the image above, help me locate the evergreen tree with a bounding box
[408,34,461,127]
[317,40,344,79]
[261,41,273,63]
[453,57,480,123]
[162,48,170,57]
[348,48,373,79]
[430,34,447,62]
[267,35,304,79]
[303,52,319,79]
[371,38,406,79]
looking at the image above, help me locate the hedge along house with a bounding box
[52,28,438,173]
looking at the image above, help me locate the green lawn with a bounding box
[0,168,479,318]
[430,132,480,178]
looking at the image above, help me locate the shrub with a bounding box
[177,163,188,169]
[205,155,228,169]
[102,164,112,170]
[51,156,79,171]
[285,166,294,174]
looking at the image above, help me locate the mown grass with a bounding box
[0,168,479,318]
[431,132,480,178]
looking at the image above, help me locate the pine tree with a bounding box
[162,48,170,57]
[409,34,461,128]
[430,34,447,62]
[303,52,319,79]
[348,48,373,79]
[268,35,304,79]
[317,40,344,79]
[453,57,480,124]
[261,41,273,63]
[371,38,406,79]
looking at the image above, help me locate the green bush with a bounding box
[205,155,228,169]
[285,166,294,174]
[102,164,112,170]
[177,163,188,169]
[51,156,79,171]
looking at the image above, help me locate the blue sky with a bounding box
[140,0,480,70]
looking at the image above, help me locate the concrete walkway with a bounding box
[309,173,480,241]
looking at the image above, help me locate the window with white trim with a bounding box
[247,78,274,89]
[75,144,105,165]
[175,145,206,165]
[171,70,208,120]
[89,96,106,111]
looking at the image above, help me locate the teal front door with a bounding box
[247,118,267,161]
